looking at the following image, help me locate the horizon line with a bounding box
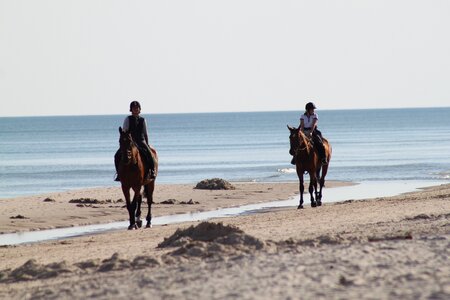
[1,105,449,118]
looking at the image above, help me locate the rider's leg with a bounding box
[148,151,156,178]
[313,131,327,165]
[141,144,155,179]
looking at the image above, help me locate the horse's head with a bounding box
[119,127,135,165]
[287,125,311,156]
[287,125,300,155]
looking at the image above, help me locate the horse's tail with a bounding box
[319,138,331,185]
[144,183,156,204]
[323,138,332,162]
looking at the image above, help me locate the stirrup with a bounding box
[145,171,155,181]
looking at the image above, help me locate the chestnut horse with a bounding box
[118,127,158,229]
[287,125,331,209]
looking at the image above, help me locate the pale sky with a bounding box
[1,0,449,117]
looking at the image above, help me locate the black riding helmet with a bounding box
[129,101,141,112]
[305,102,317,110]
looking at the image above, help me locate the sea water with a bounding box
[1,108,449,198]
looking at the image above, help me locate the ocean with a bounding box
[1,108,449,198]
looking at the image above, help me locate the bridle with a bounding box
[290,130,311,157]
[120,134,137,165]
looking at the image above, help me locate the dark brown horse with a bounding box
[118,127,158,229]
[288,125,331,209]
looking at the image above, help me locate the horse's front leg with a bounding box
[309,174,317,207]
[129,186,142,229]
[298,174,304,209]
[122,185,136,230]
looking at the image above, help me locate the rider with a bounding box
[114,101,156,181]
[291,102,328,166]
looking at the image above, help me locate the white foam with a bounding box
[278,168,296,174]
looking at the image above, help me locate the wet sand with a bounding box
[0,181,352,234]
[0,181,449,299]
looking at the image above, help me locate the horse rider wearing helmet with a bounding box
[114,101,156,181]
[291,102,328,166]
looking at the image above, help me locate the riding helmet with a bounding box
[129,101,141,112]
[305,102,317,110]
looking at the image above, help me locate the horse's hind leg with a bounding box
[145,182,154,228]
[298,175,304,209]
[317,164,328,205]
[136,192,143,228]
[317,176,324,206]
[315,169,322,206]
[310,175,317,207]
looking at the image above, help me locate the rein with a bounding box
[296,132,312,155]
[120,138,139,166]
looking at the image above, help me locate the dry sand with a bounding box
[0,181,449,299]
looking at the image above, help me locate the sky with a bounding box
[1,0,449,117]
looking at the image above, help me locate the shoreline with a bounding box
[0,181,352,235]
[1,180,446,237]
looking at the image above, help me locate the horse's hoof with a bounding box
[128,224,137,230]
[311,202,317,208]
[136,220,143,228]
[146,223,152,228]
[297,205,304,209]
[317,201,322,206]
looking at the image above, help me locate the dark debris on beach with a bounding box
[194,178,235,190]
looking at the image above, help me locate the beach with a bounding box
[0,181,449,299]
[2,1,450,298]
[0,181,352,234]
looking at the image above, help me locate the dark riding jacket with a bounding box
[125,116,148,147]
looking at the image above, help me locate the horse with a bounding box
[287,125,331,209]
[118,127,158,229]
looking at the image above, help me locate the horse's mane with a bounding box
[298,130,312,155]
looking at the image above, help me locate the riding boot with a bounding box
[317,143,327,165]
[144,169,155,181]
[145,160,156,179]
[147,148,156,179]
[114,149,121,181]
